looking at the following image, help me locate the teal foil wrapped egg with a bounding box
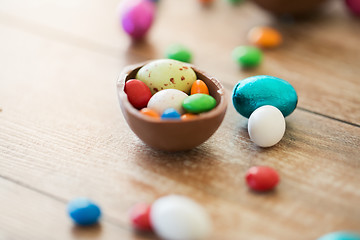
[232,75,298,118]
[317,231,360,240]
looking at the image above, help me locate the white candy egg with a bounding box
[147,89,188,115]
[136,59,197,95]
[248,105,286,147]
[150,195,212,240]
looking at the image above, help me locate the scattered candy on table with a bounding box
[161,108,181,120]
[183,94,217,114]
[165,44,193,63]
[129,203,153,231]
[150,195,212,240]
[140,108,160,118]
[115,0,356,237]
[232,46,263,68]
[248,105,286,147]
[245,166,280,192]
[147,89,188,115]
[345,0,360,16]
[67,198,102,226]
[232,75,298,118]
[136,59,197,94]
[124,79,152,109]
[247,26,283,48]
[119,0,156,39]
[191,80,209,95]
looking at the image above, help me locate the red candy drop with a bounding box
[245,166,279,191]
[124,79,152,109]
[129,203,152,231]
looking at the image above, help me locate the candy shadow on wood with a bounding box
[131,229,159,240]
[71,223,102,238]
[247,187,279,196]
[123,39,158,66]
[131,143,220,165]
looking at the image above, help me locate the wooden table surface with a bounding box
[0,0,359,239]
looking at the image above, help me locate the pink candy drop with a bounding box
[345,0,360,16]
[120,0,156,39]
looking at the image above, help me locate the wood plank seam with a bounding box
[0,174,137,233]
[297,107,360,128]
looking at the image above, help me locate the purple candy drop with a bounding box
[120,0,156,39]
[345,0,360,16]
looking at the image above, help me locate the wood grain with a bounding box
[0,0,359,124]
[0,0,359,239]
[0,177,155,240]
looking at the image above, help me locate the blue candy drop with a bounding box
[67,197,101,226]
[161,108,181,120]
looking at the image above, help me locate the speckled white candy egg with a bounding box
[136,59,197,95]
[248,105,286,147]
[147,89,188,115]
[150,195,212,240]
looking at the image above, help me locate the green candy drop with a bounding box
[183,94,217,114]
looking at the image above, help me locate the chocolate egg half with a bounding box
[251,0,329,16]
[117,61,227,152]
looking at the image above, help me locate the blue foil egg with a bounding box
[317,231,360,240]
[67,198,101,226]
[232,75,298,118]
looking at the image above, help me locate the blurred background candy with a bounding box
[345,0,360,16]
[165,44,193,63]
[150,195,212,240]
[226,0,244,5]
[232,46,263,68]
[247,26,282,49]
[119,0,156,39]
[129,203,153,231]
[198,0,214,5]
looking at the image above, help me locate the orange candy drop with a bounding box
[140,108,160,118]
[198,0,214,4]
[248,26,282,48]
[181,113,197,120]
[191,80,209,95]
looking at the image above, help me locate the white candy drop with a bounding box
[147,89,188,115]
[248,105,286,147]
[150,195,212,240]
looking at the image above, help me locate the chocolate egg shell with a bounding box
[251,0,329,16]
[117,61,227,152]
